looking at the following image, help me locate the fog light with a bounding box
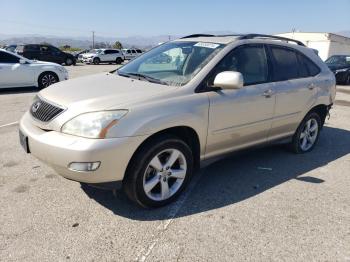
[68,162,101,172]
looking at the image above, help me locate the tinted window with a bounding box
[271,47,299,81]
[24,45,40,52]
[104,50,111,54]
[40,46,50,52]
[108,50,119,54]
[127,50,131,53]
[297,54,320,77]
[0,51,20,63]
[212,45,268,86]
[132,50,136,53]
[136,49,142,53]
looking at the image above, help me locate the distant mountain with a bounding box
[0,34,182,49]
[337,31,350,38]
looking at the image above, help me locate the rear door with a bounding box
[206,44,276,157]
[267,45,320,140]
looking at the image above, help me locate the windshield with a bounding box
[326,55,350,65]
[117,41,225,86]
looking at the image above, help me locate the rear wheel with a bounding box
[346,74,350,85]
[116,57,123,64]
[38,72,58,89]
[93,57,100,65]
[65,57,74,66]
[123,135,193,208]
[290,112,321,153]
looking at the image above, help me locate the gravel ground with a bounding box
[0,65,349,261]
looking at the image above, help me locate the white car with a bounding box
[122,48,143,60]
[0,49,68,89]
[81,49,124,65]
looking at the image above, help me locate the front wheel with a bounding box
[93,58,100,65]
[116,57,123,64]
[123,135,193,208]
[38,72,58,89]
[290,112,321,153]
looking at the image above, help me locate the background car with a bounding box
[74,49,91,61]
[148,53,172,64]
[4,44,17,53]
[15,44,76,66]
[0,48,68,89]
[325,55,350,85]
[122,48,143,60]
[81,49,124,64]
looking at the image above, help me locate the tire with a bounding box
[116,57,123,65]
[65,57,74,66]
[290,112,322,154]
[346,74,350,85]
[38,72,59,89]
[123,135,194,208]
[93,58,100,65]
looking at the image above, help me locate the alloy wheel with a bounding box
[41,74,57,88]
[299,118,319,151]
[143,149,187,201]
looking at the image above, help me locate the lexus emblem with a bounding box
[32,101,41,113]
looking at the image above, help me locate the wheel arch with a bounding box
[124,126,201,182]
[307,104,329,127]
[37,71,59,86]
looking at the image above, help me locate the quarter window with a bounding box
[211,45,268,86]
[270,47,299,81]
[299,54,320,76]
[0,51,20,63]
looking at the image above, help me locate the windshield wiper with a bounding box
[118,71,169,86]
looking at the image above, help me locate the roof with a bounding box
[175,34,306,46]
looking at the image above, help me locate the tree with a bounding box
[113,41,123,49]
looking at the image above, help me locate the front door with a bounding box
[206,44,276,158]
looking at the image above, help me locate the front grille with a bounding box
[30,98,64,122]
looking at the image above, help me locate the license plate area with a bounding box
[19,130,30,153]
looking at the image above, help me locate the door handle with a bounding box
[262,89,274,98]
[308,83,316,90]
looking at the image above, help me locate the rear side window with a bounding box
[109,50,119,54]
[136,49,142,53]
[132,50,136,53]
[25,45,40,51]
[0,51,20,63]
[270,47,299,81]
[298,54,320,77]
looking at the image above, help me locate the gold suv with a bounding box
[19,34,336,207]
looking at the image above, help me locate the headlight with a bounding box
[61,110,128,138]
[335,68,348,73]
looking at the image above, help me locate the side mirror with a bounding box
[213,71,244,90]
[19,59,27,64]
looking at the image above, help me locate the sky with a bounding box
[1,0,349,38]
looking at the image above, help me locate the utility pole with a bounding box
[92,31,95,48]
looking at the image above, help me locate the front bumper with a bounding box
[333,71,349,83]
[19,112,147,184]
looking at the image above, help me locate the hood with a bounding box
[30,60,61,67]
[327,63,349,71]
[39,73,178,111]
[82,52,96,58]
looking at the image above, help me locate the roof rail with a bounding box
[181,34,215,39]
[238,34,306,46]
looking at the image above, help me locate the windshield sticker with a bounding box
[194,42,220,49]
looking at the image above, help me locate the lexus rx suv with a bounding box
[19,34,336,208]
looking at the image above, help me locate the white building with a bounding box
[275,32,350,61]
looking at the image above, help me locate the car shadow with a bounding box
[0,86,38,95]
[81,126,350,221]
